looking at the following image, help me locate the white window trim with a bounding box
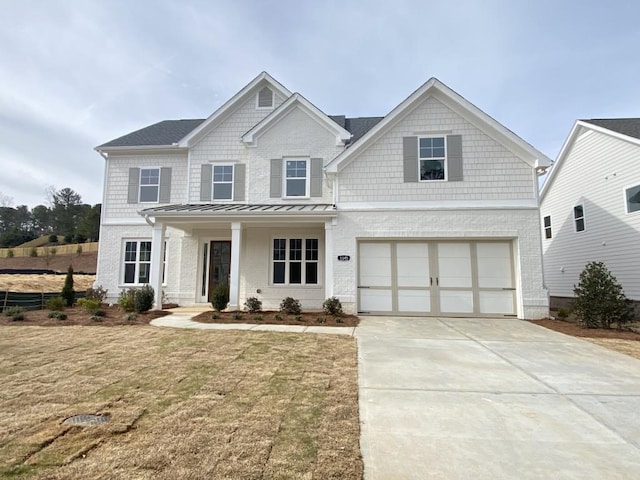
[211,163,234,201]
[270,237,321,287]
[139,167,161,203]
[418,135,448,182]
[256,86,274,110]
[120,239,167,287]
[543,215,552,239]
[573,204,586,233]
[623,183,640,215]
[283,158,310,199]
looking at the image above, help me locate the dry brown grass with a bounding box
[0,275,95,292]
[582,338,640,360]
[0,326,362,479]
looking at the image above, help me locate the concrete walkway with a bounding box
[150,308,356,336]
[356,316,640,479]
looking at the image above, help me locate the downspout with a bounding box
[144,214,155,227]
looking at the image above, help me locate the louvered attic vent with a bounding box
[257,86,274,108]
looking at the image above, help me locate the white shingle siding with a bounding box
[338,97,535,202]
[541,128,640,300]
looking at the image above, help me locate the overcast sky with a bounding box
[1,0,639,207]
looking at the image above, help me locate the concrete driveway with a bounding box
[356,316,640,479]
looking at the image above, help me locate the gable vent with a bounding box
[258,86,274,108]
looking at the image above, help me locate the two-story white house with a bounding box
[540,118,640,305]
[95,72,551,319]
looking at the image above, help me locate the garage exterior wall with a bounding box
[329,209,547,319]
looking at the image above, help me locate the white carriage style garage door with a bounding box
[358,240,516,316]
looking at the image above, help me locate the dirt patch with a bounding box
[0,326,362,479]
[530,318,640,360]
[0,274,95,292]
[0,305,169,326]
[0,252,97,274]
[193,310,360,327]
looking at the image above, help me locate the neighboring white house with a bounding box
[540,119,640,304]
[95,72,551,319]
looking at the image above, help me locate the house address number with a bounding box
[337,255,351,261]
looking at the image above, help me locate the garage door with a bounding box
[358,241,516,316]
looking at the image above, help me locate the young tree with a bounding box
[61,265,75,307]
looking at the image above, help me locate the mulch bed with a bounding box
[530,318,640,341]
[0,305,170,326]
[192,310,360,327]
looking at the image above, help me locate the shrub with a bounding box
[90,314,103,322]
[274,314,283,321]
[64,233,74,243]
[295,315,303,322]
[118,289,136,312]
[233,312,243,320]
[244,296,262,313]
[46,296,65,311]
[572,261,635,329]
[211,284,229,312]
[4,306,25,321]
[211,313,220,320]
[74,233,87,244]
[556,307,570,319]
[61,265,75,307]
[336,317,344,324]
[48,311,67,320]
[11,311,25,321]
[323,297,343,316]
[280,297,301,315]
[77,298,101,312]
[6,249,13,258]
[124,312,137,322]
[86,285,108,303]
[134,284,155,313]
[93,309,106,318]
[49,234,58,243]
[253,314,263,321]
[29,247,38,257]
[316,317,325,323]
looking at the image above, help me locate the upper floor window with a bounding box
[139,168,160,202]
[257,86,274,109]
[419,137,446,181]
[625,185,640,213]
[543,215,552,239]
[574,205,585,232]
[213,165,233,200]
[285,159,308,197]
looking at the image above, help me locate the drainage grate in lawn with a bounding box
[63,414,111,426]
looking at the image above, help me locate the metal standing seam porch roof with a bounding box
[140,203,337,217]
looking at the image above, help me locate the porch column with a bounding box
[150,221,166,310]
[229,222,242,309]
[324,220,334,299]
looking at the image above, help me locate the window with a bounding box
[543,216,552,239]
[285,159,308,197]
[574,205,585,232]
[139,168,160,202]
[272,238,318,285]
[625,185,640,213]
[257,86,274,109]
[123,240,166,285]
[213,165,233,200]
[419,137,446,181]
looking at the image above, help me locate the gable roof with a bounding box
[97,119,205,149]
[541,118,640,201]
[330,116,385,144]
[325,77,552,173]
[242,93,352,146]
[178,71,292,147]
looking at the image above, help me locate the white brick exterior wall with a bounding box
[338,97,535,203]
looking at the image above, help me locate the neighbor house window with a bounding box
[574,205,585,232]
[139,168,160,202]
[543,215,552,239]
[272,238,318,285]
[285,159,308,197]
[625,185,640,213]
[213,165,233,200]
[123,240,166,285]
[419,137,446,181]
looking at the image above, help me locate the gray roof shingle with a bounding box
[582,118,640,140]
[98,119,206,148]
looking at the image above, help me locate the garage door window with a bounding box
[272,238,318,285]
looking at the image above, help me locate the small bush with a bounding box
[211,284,229,312]
[316,317,325,323]
[49,234,58,243]
[93,309,106,318]
[64,233,74,243]
[244,296,262,313]
[274,314,283,321]
[233,312,243,321]
[6,249,14,258]
[211,313,220,320]
[124,312,137,322]
[48,311,67,320]
[556,307,570,319]
[4,306,25,321]
[295,315,303,322]
[77,298,101,312]
[323,297,343,316]
[336,317,344,324]
[86,285,108,303]
[75,233,87,244]
[11,312,25,321]
[253,314,263,321]
[280,297,301,315]
[118,289,136,312]
[46,296,65,311]
[572,261,635,329]
[134,284,155,313]
[29,247,38,257]
[90,314,103,322]
[61,265,75,307]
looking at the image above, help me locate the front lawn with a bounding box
[0,326,362,479]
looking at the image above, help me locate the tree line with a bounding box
[0,188,100,247]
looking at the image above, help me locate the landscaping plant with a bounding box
[323,296,343,316]
[572,261,635,329]
[211,284,229,311]
[61,265,75,306]
[134,284,155,313]
[280,297,301,315]
[46,296,65,311]
[244,296,262,313]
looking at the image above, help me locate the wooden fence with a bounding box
[0,242,99,259]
